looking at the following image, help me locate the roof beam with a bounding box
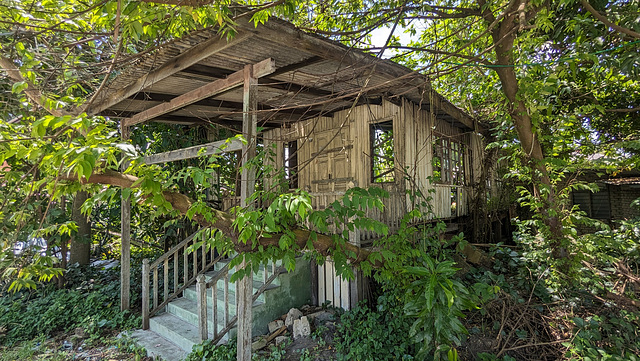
[123,58,276,127]
[143,138,243,165]
[126,91,321,117]
[235,19,483,131]
[83,32,253,116]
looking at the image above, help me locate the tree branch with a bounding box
[64,170,376,266]
[581,0,640,39]
[0,55,65,117]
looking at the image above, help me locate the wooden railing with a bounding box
[141,230,225,330]
[196,261,284,344]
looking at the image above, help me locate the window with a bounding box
[432,137,465,185]
[371,120,394,183]
[284,140,298,189]
[573,187,610,219]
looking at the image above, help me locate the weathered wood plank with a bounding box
[237,63,258,361]
[212,284,218,337]
[173,255,179,294]
[143,138,242,165]
[196,274,208,341]
[84,32,252,116]
[183,245,188,284]
[120,124,131,311]
[123,58,275,127]
[141,259,150,329]
[340,273,349,310]
[224,273,229,327]
[164,258,169,303]
[153,267,158,309]
[325,261,334,307]
[318,263,325,305]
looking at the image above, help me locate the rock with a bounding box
[285,308,303,327]
[252,337,267,352]
[307,310,334,324]
[275,336,288,346]
[74,327,87,338]
[268,319,284,333]
[61,340,73,351]
[293,316,311,339]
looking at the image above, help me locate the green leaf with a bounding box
[11,81,28,94]
[425,274,436,311]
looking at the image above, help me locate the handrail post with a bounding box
[142,258,150,330]
[196,274,208,341]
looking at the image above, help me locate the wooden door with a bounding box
[310,128,353,193]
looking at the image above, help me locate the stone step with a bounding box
[190,272,280,304]
[130,257,311,358]
[183,284,271,312]
[148,312,218,354]
[126,329,188,361]
[166,294,262,334]
[213,259,285,287]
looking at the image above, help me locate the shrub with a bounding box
[0,266,139,345]
[335,292,415,361]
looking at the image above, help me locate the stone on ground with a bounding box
[285,308,303,327]
[293,316,311,340]
[268,319,284,333]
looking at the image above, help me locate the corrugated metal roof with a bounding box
[603,177,640,185]
[85,17,480,131]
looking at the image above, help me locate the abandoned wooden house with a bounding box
[86,16,490,359]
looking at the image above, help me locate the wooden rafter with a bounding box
[123,58,276,127]
[83,32,253,116]
[142,138,243,165]
[234,20,483,132]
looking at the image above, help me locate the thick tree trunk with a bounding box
[490,9,565,257]
[69,191,91,265]
[67,170,376,265]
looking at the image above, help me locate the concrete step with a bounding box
[132,258,311,357]
[148,312,218,354]
[166,295,262,335]
[127,329,188,361]
[213,259,285,287]
[188,273,280,304]
[182,284,268,314]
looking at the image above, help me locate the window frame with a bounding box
[283,140,298,189]
[370,119,395,183]
[432,135,466,186]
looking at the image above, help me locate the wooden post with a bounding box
[142,259,150,329]
[237,64,257,361]
[196,274,208,341]
[121,124,131,311]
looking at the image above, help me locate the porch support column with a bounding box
[237,64,257,361]
[120,124,131,311]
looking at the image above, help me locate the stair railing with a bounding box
[196,261,284,343]
[141,230,225,330]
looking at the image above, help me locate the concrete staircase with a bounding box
[130,258,311,361]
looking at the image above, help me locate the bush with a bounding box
[186,339,236,361]
[0,266,139,345]
[335,292,415,361]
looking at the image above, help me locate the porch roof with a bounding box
[85,17,480,131]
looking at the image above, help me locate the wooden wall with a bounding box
[262,97,484,309]
[262,98,484,240]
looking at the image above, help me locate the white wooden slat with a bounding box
[340,273,350,310]
[333,262,341,309]
[325,261,334,307]
[318,263,325,305]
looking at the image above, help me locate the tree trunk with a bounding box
[69,191,91,265]
[491,10,565,257]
